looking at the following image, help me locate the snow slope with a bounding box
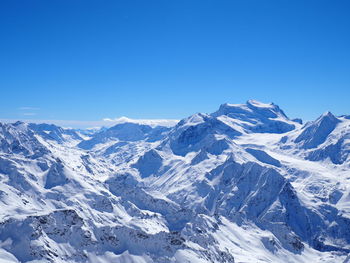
[0,101,349,263]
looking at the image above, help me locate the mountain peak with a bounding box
[295,111,340,149]
[246,99,274,108]
[215,100,287,118]
[320,111,337,120]
[212,100,296,133]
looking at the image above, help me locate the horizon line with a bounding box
[0,117,179,129]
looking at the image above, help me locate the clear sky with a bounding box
[1,0,349,127]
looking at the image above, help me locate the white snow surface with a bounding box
[0,100,350,263]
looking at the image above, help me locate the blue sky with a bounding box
[1,0,349,127]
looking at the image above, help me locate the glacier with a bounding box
[0,100,350,263]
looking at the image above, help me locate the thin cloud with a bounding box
[22,112,37,116]
[18,107,40,110]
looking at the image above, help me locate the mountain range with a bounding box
[0,100,349,263]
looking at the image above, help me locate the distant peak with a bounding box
[102,117,179,128]
[13,121,29,130]
[14,120,25,125]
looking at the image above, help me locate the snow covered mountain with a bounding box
[0,101,350,263]
[28,123,84,145]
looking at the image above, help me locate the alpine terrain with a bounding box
[0,100,350,263]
